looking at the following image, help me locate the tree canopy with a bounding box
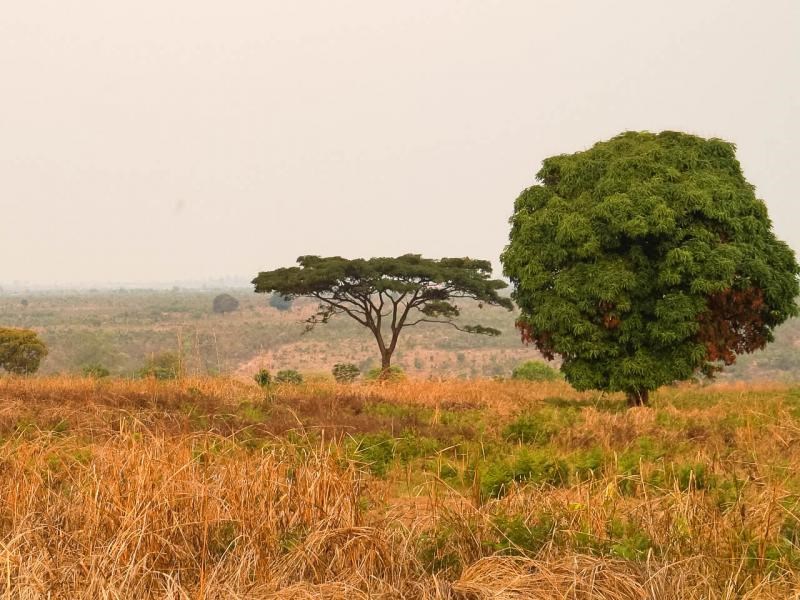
[501,131,799,405]
[252,254,512,372]
[0,328,48,375]
[212,293,240,314]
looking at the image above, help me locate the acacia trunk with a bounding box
[626,388,650,407]
[378,351,393,379]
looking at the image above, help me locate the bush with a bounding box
[482,449,569,499]
[137,352,180,380]
[418,526,463,576]
[253,369,272,387]
[570,447,606,480]
[492,514,555,556]
[82,364,110,378]
[332,362,360,383]
[503,408,578,444]
[511,361,563,382]
[349,432,395,477]
[275,369,303,384]
[365,365,405,381]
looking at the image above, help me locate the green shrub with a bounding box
[237,402,269,423]
[674,463,712,491]
[438,463,459,480]
[570,447,606,480]
[482,449,569,498]
[349,433,395,477]
[503,408,578,444]
[492,513,555,556]
[511,361,563,382]
[253,369,272,387]
[365,365,405,381]
[332,362,360,383]
[395,432,440,464]
[82,363,110,378]
[137,352,180,380]
[275,369,303,384]
[607,519,655,560]
[418,526,463,576]
[616,436,668,495]
[714,477,744,511]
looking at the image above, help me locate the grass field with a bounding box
[3,376,800,598]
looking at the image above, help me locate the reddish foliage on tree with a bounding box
[519,287,775,380]
[696,288,770,368]
[516,320,556,361]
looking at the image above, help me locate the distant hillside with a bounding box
[0,289,544,379]
[2,289,799,381]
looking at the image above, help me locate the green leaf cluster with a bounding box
[253,369,272,387]
[275,369,303,384]
[332,362,360,383]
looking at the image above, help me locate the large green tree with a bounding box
[252,255,512,373]
[502,131,799,406]
[0,328,48,375]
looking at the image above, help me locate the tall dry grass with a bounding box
[0,376,799,598]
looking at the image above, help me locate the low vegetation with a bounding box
[510,360,562,382]
[332,362,360,383]
[2,375,800,597]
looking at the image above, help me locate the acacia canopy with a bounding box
[502,131,799,405]
[252,254,512,372]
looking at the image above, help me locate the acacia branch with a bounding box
[390,291,409,335]
[310,294,369,327]
[403,318,471,331]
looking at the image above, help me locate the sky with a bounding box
[1,1,798,287]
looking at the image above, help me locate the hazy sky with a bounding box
[1,1,798,287]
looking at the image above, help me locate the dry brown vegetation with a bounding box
[2,376,800,598]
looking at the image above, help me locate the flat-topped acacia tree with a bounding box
[252,255,513,374]
[502,131,799,406]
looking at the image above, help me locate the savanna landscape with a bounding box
[3,3,800,598]
[4,132,800,599]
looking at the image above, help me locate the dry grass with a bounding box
[1,376,800,598]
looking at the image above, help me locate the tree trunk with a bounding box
[378,351,393,379]
[626,388,650,407]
